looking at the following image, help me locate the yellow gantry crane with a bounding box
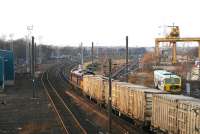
[155,25,200,64]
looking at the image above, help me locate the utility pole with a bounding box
[27,25,33,73]
[29,42,31,75]
[108,58,112,134]
[9,34,14,51]
[35,42,37,98]
[26,35,29,72]
[35,43,37,69]
[92,42,94,66]
[81,42,83,65]
[186,56,191,96]
[96,46,99,58]
[126,36,129,82]
[31,36,36,98]
[38,35,43,64]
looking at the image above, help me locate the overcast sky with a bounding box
[0,0,200,47]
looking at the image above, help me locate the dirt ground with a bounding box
[0,74,63,134]
[83,59,128,75]
[128,69,154,88]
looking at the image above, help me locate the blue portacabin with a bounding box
[0,50,14,86]
[0,56,4,90]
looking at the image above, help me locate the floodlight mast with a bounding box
[26,25,33,73]
[9,34,14,51]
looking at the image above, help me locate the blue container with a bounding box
[0,56,4,89]
[0,50,14,85]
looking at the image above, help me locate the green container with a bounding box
[0,50,14,85]
[0,56,4,89]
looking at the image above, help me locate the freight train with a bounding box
[68,67,200,134]
[70,66,94,89]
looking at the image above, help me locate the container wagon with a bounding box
[0,50,14,85]
[70,70,200,134]
[83,75,106,104]
[84,76,168,126]
[154,70,181,92]
[104,81,168,126]
[151,94,197,133]
[177,99,200,134]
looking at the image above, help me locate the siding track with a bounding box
[41,69,87,134]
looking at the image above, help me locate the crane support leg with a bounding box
[155,41,160,63]
[172,42,177,64]
[198,42,200,59]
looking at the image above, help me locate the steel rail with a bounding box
[41,72,69,134]
[45,68,87,134]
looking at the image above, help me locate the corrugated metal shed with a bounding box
[0,50,14,85]
[0,56,4,90]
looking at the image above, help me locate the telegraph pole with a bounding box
[27,25,33,73]
[31,36,36,98]
[29,42,31,75]
[34,42,38,98]
[92,42,94,65]
[35,43,37,69]
[108,58,112,134]
[126,36,129,82]
[9,34,14,51]
[81,42,83,65]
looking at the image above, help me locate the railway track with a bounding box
[58,71,130,132]
[46,66,108,134]
[41,61,149,134]
[57,65,148,134]
[41,69,87,134]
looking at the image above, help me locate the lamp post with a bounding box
[9,34,14,51]
[27,25,33,73]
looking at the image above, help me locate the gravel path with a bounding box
[0,74,63,134]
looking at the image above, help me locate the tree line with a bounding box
[0,38,147,65]
[0,38,82,64]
